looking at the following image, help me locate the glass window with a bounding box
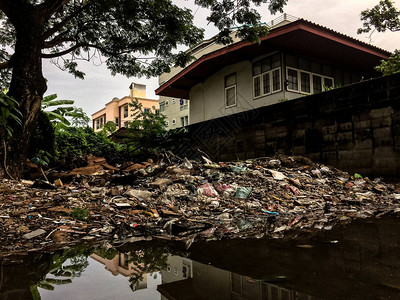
[159,102,165,112]
[172,118,176,125]
[115,117,119,126]
[300,72,311,93]
[144,108,150,113]
[287,68,298,91]
[254,76,261,97]
[225,73,236,107]
[172,99,175,104]
[272,69,280,92]
[225,86,236,107]
[263,73,270,94]
[165,100,169,106]
[313,75,322,94]
[261,57,271,73]
[252,61,261,76]
[271,53,281,69]
[123,105,128,117]
[324,77,334,89]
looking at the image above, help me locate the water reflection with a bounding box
[1,216,400,299]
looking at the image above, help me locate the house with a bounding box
[155,14,391,124]
[92,83,159,132]
[158,96,189,129]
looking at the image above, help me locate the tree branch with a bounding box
[42,42,139,59]
[41,43,83,58]
[41,0,73,18]
[0,61,10,70]
[42,2,88,41]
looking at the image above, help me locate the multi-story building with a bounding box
[158,96,189,130]
[92,83,159,132]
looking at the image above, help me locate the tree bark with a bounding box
[3,4,47,179]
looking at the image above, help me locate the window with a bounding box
[165,120,169,127]
[96,119,100,129]
[181,115,188,127]
[180,99,188,111]
[124,121,128,127]
[159,102,165,112]
[287,67,334,94]
[313,75,322,94]
[165,100,169,106]
[252,53,281,99]
[123,105,128,117]
[225,73,236,108]
[324,77,334,89]
[172,118,176,125]
[300,71,311,93]
[115,117,119,126]
[287,68,298,91]
[144,108,150,113]
[172,99,176,104]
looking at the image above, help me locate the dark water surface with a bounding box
[1,216,400,300]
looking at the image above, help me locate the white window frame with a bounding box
[253,67,282,99]
[172,118,176,125]
[159,102,165,112]
[165,120,169,127]
[225,85,236,108]
[225,73,237,108]
[172,99,176,104]
[286,67,334,95]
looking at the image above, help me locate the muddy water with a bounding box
[1,216,400,300]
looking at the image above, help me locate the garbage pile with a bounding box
[1,154,399,255]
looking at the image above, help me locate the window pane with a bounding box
[225,73,236,87]
[313,75,322,94]
[272,69,280,92]
[271,53,281,69]
[226,86,236,107]
[160,102,165,112]
[287,68,298,91]
[263,73,270,94]
[261,57,271,73]
[253,61,261,76]
[300,72,310,93]
[324,77,333,89]
[254,76,261,97]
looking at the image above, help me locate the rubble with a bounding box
[1,154,400,256]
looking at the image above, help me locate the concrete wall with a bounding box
[182,73,400,177]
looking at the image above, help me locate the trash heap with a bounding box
[1,154,399,254]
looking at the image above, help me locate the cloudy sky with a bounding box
[42,0,400,118]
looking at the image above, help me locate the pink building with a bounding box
[92,83,159,132]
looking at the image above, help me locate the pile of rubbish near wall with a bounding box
[1,153,399,255]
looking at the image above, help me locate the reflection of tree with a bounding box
[125,246,170,291]
[30,245,93,299]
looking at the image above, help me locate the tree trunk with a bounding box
[3,6,47,179]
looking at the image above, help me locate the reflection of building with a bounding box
[91,83,159,132]
[91,252,148,291]
[158,257,315,300]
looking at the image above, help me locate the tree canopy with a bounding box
[0,0,287,178]
[0,0,287,86]
[358,0,400,34]
[358,0,400,76]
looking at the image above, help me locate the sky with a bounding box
[42,0,400,118]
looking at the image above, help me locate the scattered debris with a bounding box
[0,154,400,255]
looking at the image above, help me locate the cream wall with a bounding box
[159,96,190,130]
[189,59,293,124]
